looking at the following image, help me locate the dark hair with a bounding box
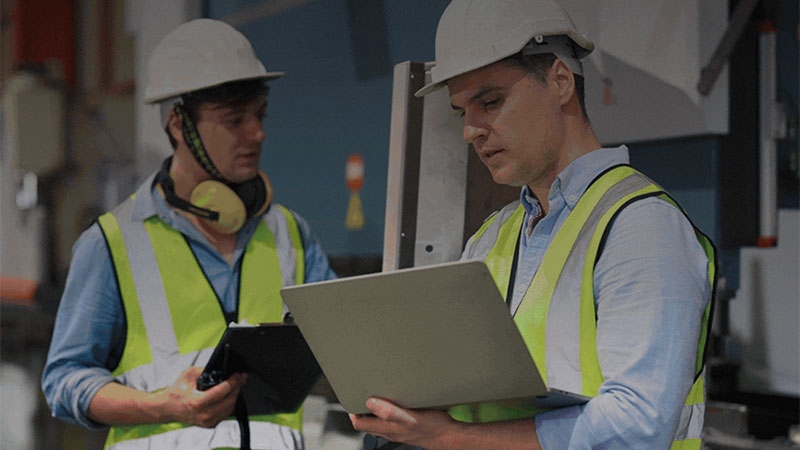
[503,52,589,122]
[165,78,270,148]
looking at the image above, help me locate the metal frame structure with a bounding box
[383,61,518,271]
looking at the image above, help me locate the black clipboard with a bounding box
[196,323,321,415]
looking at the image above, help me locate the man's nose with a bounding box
[463,124,487,146]
[246,116,266,142]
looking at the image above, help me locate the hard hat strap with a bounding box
[174,102,224,180]
[522,35,584,76]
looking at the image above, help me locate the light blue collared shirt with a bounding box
[42,173,337,428]
[483,146,712,448]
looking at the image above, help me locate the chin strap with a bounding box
[174,101,224,180]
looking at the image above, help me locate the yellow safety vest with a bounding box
[97,198,306,450]
[452,165,715,449]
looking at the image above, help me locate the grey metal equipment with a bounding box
[383,61,425,271]
[383,61,517,272]
[697,0,759,96]
[377,62,516,450]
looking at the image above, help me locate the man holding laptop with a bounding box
[349,0,716,448]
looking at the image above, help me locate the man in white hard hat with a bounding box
[351,1,715,449]
[42,18,336,449]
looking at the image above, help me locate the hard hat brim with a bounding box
[145,71,285,104]
[415,80,446,98]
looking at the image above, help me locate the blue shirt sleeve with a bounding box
[534,198,712,448]
[292,211,338,283]
[41,223,124,429]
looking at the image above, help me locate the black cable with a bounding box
[235,394,251,450]
[363,434,407,450]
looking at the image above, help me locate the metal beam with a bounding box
[697,0,759,96]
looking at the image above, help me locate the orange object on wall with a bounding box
[345,154,365,230]
[345,154,365,191]
[11,0,76,87]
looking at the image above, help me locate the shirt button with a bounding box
[568,194,576,202]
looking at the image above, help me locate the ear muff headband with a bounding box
[233,170,271,218]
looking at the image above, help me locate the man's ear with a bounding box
[551,58,576,106]
[166,108,184,146]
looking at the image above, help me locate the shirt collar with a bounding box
[520,185,542,217]
[130,173,159,222]
[519,146,630,213]
[550,145,630,210]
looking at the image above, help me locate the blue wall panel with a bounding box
[628,138,719,244]
[208,0,449,256]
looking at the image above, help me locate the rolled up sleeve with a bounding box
[41,224,125,429]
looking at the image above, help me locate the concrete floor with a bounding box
[303,394,364,450]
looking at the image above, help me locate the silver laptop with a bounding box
[280,260,589,414]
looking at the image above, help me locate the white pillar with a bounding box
[758,21,778,247]
[125,0,202,182]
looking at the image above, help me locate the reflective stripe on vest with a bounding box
[105,421,302,450]
[457,166,715,448]
[97,201,306,450]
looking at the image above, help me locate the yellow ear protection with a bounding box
[157,103,272,234]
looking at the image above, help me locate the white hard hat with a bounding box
[416,0,594,97]
[144,18,284,104]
